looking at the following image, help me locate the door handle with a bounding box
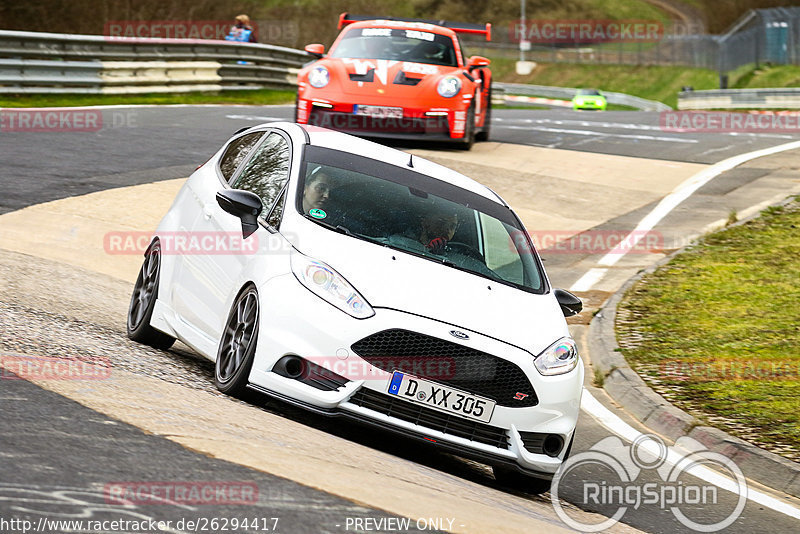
[202,204,214,220]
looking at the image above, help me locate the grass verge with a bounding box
[0,89,296,108]
[489,60,800,109]
[617,198,800,459]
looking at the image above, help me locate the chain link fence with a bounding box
[463,7,800,76]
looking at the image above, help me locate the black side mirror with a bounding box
[216,189,263,238]
[554,289,583,317]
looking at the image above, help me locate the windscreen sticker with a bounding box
[405,30,435,41]
[309,209,327,219]
[362,28,391,37]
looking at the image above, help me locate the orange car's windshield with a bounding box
[330,27,458,67]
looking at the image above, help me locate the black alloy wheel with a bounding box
[127,239,175,350]
[215,285,260,397]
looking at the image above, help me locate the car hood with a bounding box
[320,57,453,98]
[288,223,567,355]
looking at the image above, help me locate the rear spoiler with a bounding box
[338,13,491,41]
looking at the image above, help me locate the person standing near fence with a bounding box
[226,14,257,43]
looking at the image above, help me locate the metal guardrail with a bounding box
[494,82,672,111]
[0,29,308,93]
[678,88,800,110]
[0,29,670,109]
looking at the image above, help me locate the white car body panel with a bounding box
[143,122,583,477]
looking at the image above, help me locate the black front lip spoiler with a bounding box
[246,383,554,480]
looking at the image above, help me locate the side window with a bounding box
[230,133,290,221]
[480,213,523,285]
[454,35,467,66]
[267,187,287,229]
[218,132,263,182]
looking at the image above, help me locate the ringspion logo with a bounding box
[551,434,747,532]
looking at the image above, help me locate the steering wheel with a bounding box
[446,241,484,262]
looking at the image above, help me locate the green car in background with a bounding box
[572,89,607,111]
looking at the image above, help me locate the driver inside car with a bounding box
[419,211,458,254]
[303,167,336,215]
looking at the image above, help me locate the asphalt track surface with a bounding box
[3,106,798,215]
[2,106,800,533]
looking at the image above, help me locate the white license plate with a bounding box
[354,105,403,118]
[387,371,495,423]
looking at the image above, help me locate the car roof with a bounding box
[343,19,457,39]
[289,123,504,205]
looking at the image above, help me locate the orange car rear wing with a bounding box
[338,12,491,41]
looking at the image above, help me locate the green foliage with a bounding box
[0,89,296,108]
[489,59,720,108]
[487,60,800,108]
[618,199,800,453]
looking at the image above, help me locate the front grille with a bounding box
[351,329,538,407]
[348,388,510,449]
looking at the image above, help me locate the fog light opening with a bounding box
[543,434,564,457]
[273,355,307,379]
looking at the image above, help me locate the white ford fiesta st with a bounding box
[127,122,584,492]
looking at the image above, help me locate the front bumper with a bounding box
[296,97,468,140]
[248,273,583,475]
[573,99,607,110]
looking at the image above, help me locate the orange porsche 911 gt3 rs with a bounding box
[295,13,492,149]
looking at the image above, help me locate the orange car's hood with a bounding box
[324,57,453,98]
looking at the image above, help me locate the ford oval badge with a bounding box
[449,330,469,340]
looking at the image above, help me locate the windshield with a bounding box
[297,147,544,293]
[330,27,458,67]
[577,89,601,96]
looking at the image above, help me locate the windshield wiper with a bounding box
[335,224,353,236]
[318,221,387,248]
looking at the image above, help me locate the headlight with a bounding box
[290,251,374,319]
[437,76,461,98]
[534,337,579,376]
[308,66,330,88]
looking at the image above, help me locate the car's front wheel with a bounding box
[127,239,175,350]
[457,101,476,150]
[215,284,260,397]
[476,84,491,142]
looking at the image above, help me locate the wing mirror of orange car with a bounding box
[304,44,325,58]
[467,56,491,71]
